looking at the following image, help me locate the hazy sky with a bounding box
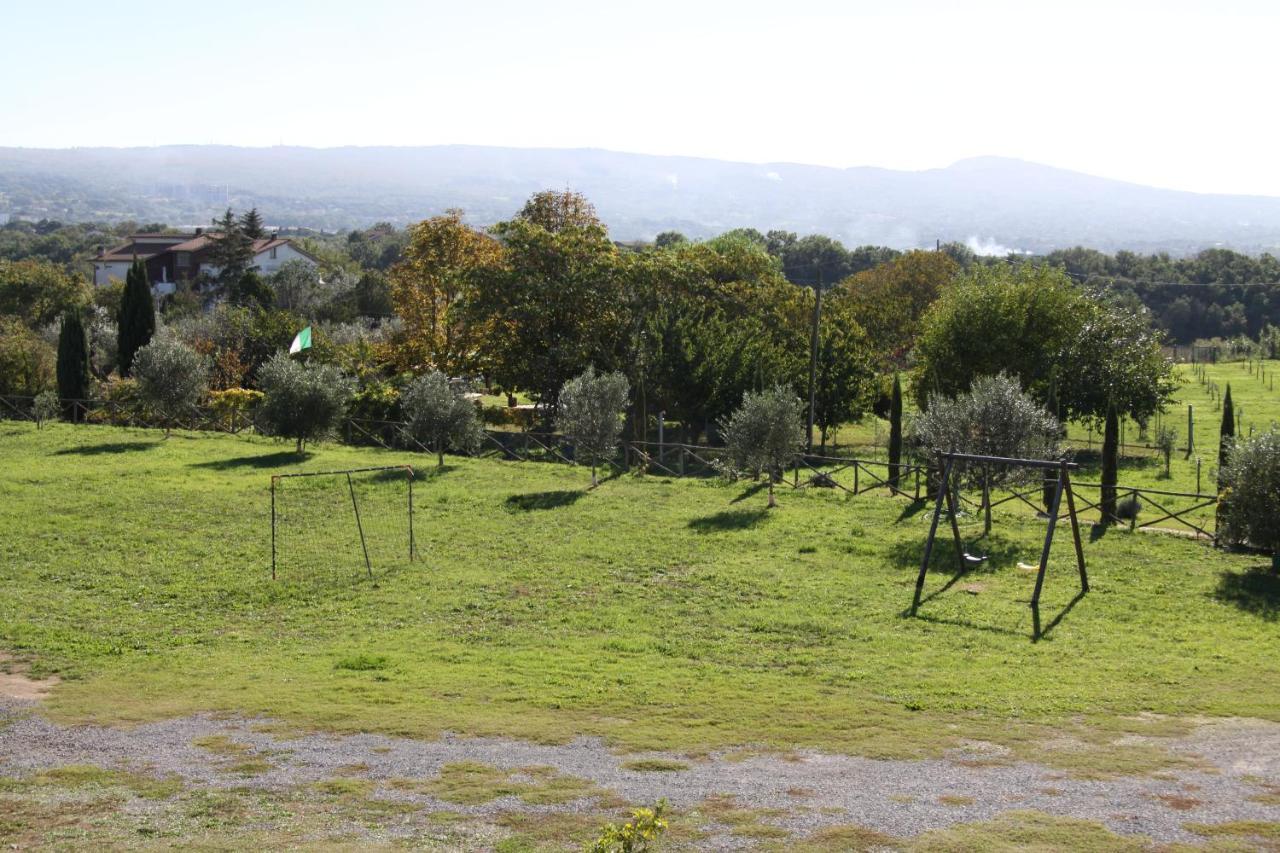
[5,0,1279,195]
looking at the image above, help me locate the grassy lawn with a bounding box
[2,412,1279,769]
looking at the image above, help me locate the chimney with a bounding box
[195,227,203,236]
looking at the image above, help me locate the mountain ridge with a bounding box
[3,145,1279,254]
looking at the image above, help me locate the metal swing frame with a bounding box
[909,451,1088,640]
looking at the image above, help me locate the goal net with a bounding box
[271,466,415,582]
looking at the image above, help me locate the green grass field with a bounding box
[2,401,1279,770]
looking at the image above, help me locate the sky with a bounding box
[4,0,1279,195]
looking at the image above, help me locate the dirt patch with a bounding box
[0,655,59,702]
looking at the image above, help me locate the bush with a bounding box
[588,800,668,853]
[401,370,483,467]
[207,387,264,432]
[33,389,60,428]
[255,352,355,453]
[719,385,805,507]
[557,367,630,487]
[132,337,210,437]
[0,315,55,396]
[910,373,1062,488]
[1219,429,1280,567]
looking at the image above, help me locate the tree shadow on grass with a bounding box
[504,490,585,511]
[895,498,930,522]
[1213,566,1280,621]
[53,441,157,456]
[889,532,1026,575]
[729,481,769,505]
[687,508,769,533]
[191,450,309,470]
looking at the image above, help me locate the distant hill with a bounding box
[4,145,1280,254]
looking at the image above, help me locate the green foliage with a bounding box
[206,209,254,290]
[909,373,1061,488]
[1219,429,1280,557]
[841,250,957,363]
[0,315,55,396]
[239,207,266,240]
[132,338,210,436]
[1101,404,1119,524]
[811,291,876,449]
[255,352,355,452]
[402,370,484,466]
[32,389,60,428]
[557,367,630,486]
[1220,383,1235,477]
[587,800,668,853]
[719,385,805,506]
[912,263,1177,425]
[55,311,91,410]
[888,373,903,488]
[117,259,155,377]
[228,269,273,310]
[0,257,90,328]
[1155,424,1178,477]
[472,193,624,404]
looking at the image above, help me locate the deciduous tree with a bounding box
[402,370,484,467]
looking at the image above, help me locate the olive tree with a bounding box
[1219,429,1280,572]
[33,389,60,429]
[256,352,355,453]
[719,385,805,508]
[557,366,630,487]
[402,370,483,467]
[910,373,1062,532]
[133,337,210,437]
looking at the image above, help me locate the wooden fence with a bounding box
[1,394,1220,539]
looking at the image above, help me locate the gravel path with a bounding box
[2,696,1279,848]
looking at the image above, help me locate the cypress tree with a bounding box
[887,373,903,490]
[56,311,91,421]
[117,259,155,376]
[1219,383,1235,480]
[1100,402,1119,524]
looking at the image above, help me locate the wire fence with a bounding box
[2,393,1221,540]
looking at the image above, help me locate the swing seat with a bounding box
[962,552,989,566]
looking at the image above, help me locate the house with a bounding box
[91,229,318,294]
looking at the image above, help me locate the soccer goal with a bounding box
[270,465,415,581]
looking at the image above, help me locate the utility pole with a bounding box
[806,268,822,454]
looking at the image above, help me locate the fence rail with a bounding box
[1,393,1220,538]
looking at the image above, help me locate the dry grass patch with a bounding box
[907,810,1149,851]
[1154,792,1202,811]
[1184,820,1280,843]
[791,823,900,851]
[938,794,975,806]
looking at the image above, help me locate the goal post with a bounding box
[270,465,415,581]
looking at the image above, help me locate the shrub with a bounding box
[255,352,355,453]
[557,367,630,487]
[401,370,484,467]
[132,337,210,437]
[1219,429,1280,568]
[1155,424,1178,478]
[588,800,668,853]
[719,385,805,508]
[910,373,1062,488]
[0,315,55,396]
[33,389,60,428]
[208,387,264,432]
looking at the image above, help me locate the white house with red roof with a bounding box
[91,230,318,294]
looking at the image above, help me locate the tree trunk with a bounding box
[591,464,598,489]
[436,436,444,468]
[767,479,777,508]
[296,436,304,454]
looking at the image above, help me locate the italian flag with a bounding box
[288,326,312,354]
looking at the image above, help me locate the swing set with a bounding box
[909,451,1088,640]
